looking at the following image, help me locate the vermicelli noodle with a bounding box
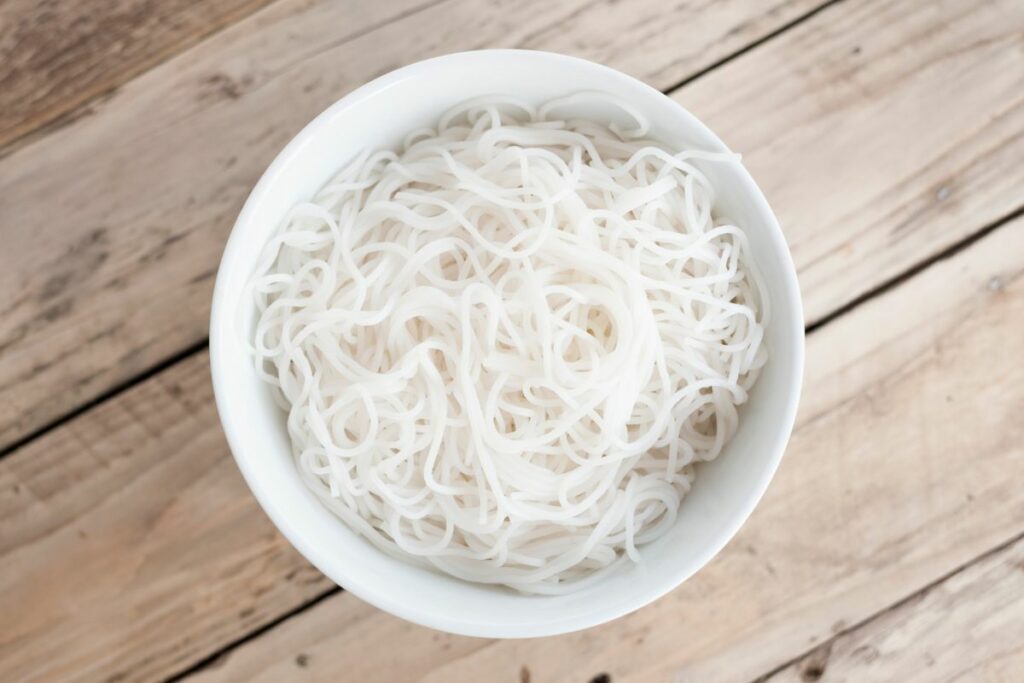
[248,93,768,593]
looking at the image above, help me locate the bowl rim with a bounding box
[209,48,805,638]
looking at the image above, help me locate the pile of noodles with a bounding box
[248,93,768,594]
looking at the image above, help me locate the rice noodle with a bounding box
[248,93,768,593]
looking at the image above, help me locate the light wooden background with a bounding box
[2,0,1023,681]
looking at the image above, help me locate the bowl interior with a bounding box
[210,50,803,638]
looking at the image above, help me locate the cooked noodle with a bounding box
[248,93,768,593]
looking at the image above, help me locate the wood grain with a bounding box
[682,0,1024,324]
[3,1,1024,681]
[179,219,1024,683]
[0,0,826,451]
[2,213,1020,682]
[0,0,277,153]
[0,353,332,683]
[766,535,1024,683]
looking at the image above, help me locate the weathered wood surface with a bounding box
[684,0,1024,324]
[0,353,332,683]
[3,0,1024,680]
[767,535,1024,683]
[180,220,1024,682]
[0,0,277,153]
[0,0,443,451]
[11,0,1024,455]
[3,214,1019,683]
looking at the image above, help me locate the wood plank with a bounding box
[0,0,448,451]
[765,535,1024,683]
[682,0,1024,325]
[0,0,277,153]
[0,0,825,451]
[0,353,333,683]
[178,217,1024,682]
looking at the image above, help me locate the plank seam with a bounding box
[0,0,451,161]
[747,526,1024,683]
[806,202,1024,335]
[660,0,846,96]
[0,338,209,460]
[164,586,342,683]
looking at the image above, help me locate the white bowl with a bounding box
[210,50,804,638]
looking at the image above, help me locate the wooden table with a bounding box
[2,0,1023,680]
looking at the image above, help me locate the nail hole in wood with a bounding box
[802,664,824,681]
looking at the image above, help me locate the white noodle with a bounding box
[249,92,768,594]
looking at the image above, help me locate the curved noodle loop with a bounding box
[250,94,768,593]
